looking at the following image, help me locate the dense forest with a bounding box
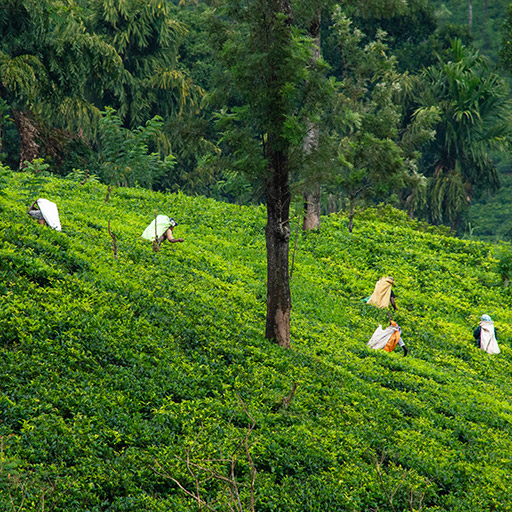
[2,0,512,235]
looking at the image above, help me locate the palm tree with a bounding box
[84,0,203,129]
[415,39,512,228]
[0,50,41,167]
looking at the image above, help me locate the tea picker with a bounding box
[363,276,398,310]
[473,314,500,354]
[367,320,408,356]
[27,198,62,231]
[141,214,184,251]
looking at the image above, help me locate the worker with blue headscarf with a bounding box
[473,314,500,354]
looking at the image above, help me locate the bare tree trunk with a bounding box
[263,0,293,349]
[303,185,321,230]
[327,193,337,214]
[468,0,473,31]
[11,109,40,170]
[265,136,291,348]
[404,193,415,219]
[302,12,322,231]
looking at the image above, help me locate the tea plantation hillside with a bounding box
[2,172,512,511]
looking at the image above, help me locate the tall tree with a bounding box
[215,0,331,347]
[326,10,436,232]
[302,10,322,231]
[84,0,203,129]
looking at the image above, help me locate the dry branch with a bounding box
[282,381,298,409]
[153,393,258,512]
[107,220,118,259]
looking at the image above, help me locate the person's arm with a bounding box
[27,200,38,214]
[165,228,184,243]
[390,293,397,310]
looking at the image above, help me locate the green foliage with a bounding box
[2,172,512,510]
[97,108,176,189]
[0,161,10,201]
[65,168,100,185]
[325,10,436,231]
[22,157,49,174]
[19,160,51,202]
[414,39,512,229]
[0,0,121,133]
[213,168,255,207]
[467,169,512,241]
[430,0,507,63]
[83,0,203,128]
[495,243,512,286]
[501,2,512,70]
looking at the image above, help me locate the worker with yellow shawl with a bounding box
[366,276,397,310]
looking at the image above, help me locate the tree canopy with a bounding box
[1,0,512,231]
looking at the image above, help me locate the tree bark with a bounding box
[264,0,293,348]
[302,12,322,231]
[303,186,321,230]
[468,0,473,31]
[265,134,292,348]
[11,109,40,170]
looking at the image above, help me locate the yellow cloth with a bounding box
[367,277,394,309]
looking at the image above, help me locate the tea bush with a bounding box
[1,171,512,510]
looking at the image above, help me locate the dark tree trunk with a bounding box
[265,148,291,348]
[264,0,293,348]
[11,109,40,170]
[303,11,322,231]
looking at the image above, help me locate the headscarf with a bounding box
[480,314,492,322]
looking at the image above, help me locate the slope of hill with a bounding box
[1,172,512,511]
